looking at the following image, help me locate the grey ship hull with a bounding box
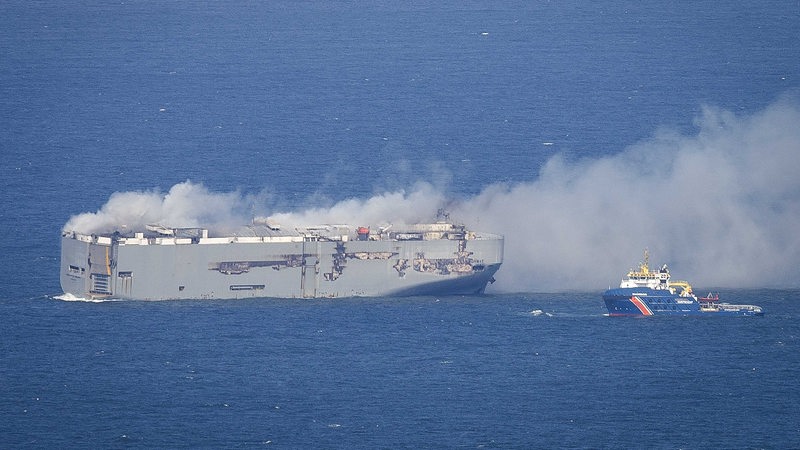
[60,224,503,300]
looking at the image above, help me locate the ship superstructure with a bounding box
[60,221,503,300]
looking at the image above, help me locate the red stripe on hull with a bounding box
[629,296,653,316]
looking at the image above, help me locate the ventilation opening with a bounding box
[230,284,265,291]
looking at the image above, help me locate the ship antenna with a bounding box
[642,248,649,273]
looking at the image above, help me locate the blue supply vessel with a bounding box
[603,250,763,316]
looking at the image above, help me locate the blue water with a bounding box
[3,292,799,447]
[2,1,800,447]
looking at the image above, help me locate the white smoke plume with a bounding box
[63,94,800,290]
[63,182,251,234]
[62,181,448,235]
[266,182,447,229]
[451,93,800,290]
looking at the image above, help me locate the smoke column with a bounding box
[64,94,800,290]
[63,182,252,235]
[452,93,800,290]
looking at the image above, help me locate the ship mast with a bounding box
[642,248,649,273]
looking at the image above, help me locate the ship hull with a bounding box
[60,231,503,301]
[603,288,763,317]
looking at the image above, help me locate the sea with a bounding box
[2,1,799,448]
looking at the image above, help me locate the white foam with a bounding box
[53,293,115,303]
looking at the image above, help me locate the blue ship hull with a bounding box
[603,288,763,316]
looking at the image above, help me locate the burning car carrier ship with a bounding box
[60,220,504,300]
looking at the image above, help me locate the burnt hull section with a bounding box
[60,230,504,300]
